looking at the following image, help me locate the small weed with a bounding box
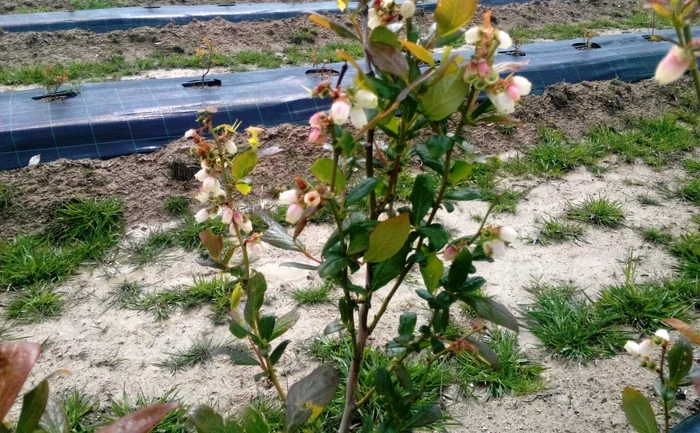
[107,281,144,310]
[524,129,599,177]
[248,398,285,432]
[69,0,126,10]
[0,183,14,213]
[290,27,318,44]
[683,158,700,176]
[637,194,661,206]
[485,189,526,214]
[497,124,517,136]
[639,226,673,245]
[128,230,178,266]
[692,214,700,225]
[62,390,99,433]
[157,335,218,372]
[455,328,546,399]
[164,196,190,218]
[471,214,483,223]
[566,195,625,228]
[534,217,585,245]
[520,282,628,363]
[6,286,64,323]
[291,281,332,305]
[623,178,646,186]
[679,178,700,205]
[502,154,531,176]
[670,233,700,279]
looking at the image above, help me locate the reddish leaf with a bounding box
[199,229,223,260]
[0,342,42,422]
[664,318,700,345]
[95,403,179,433]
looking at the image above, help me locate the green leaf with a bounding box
[449,160,473,185]
[419,67,470,121]
[446,248,472,291]
[430,336,445,354]
[417,224,449,252]
[244,273,267,328]
[420,253,444,293]
[435,0,477,37]
[401,40,435,67]
[0,342,42,423]
[229,319,249,339]
[398,312,417,339]
[324,320,344,335]
[271,309,300,340]
[270,340,291,366]
[466,336,500,368]
[374,368,400,408]
[231,151,258,181]
[16,379,49,433]
[622,387,659,433]
[410,174,435,225]
[466,296,519,332]
[38,397,68,433]
[367,42,410,79]
[423,135,451,160]
[280,262,318,271]
[241,407,268,433]
[405,404,442,429]
[308,13,359,40]
[311,158,345,191]
[444,188,481,201]
[369,241,410,291]
[364,213,412,263]
[258,315,276,341]
[95,403,179,433]
[260,217,303,252]
[668,337,693,387]
[346,178,379,207]
[229,348,260,366]
[189,406,227,433]
[285,365,340,432]
[370,26,402,49]
[318,255,352,279]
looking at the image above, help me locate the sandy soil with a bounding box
[0,0,647,69]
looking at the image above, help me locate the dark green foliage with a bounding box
[670,233,700,279]
[566,195,625,228]
[683,158,700,176]
[455,328,545,399]
[6,286,64,323]
[521,283,628,363]
[0,235,80,289]
[0,182,14,213]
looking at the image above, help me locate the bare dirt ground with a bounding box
[0,0,646,68]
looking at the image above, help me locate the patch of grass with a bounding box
[679,178,700,205]
[290,27,319,44]
[107,281,144,310]
[62,390,99,433]
[683,158,700,176]
[484,189,525,214]
[520,282,628,363]
[533,217,585,245]
[693,214,700,225]
[566,195,625,228]
[164,196,191,218]
[172,216,228,251]
[46,197,124,260]
[637,193,661,206]
[128,230,178,266]
[0,183,14,213]
[639,226,673,245]
[6,286,64,323]
[455,328,546,399]
[248,398,285,432]
[670,233,700,279]
[109,389,191,433]
[309,337,451,430]
[454,162,525,213]
[69,0,126,9]
[157,335,218,372]
[0,235,80,290]
[291,281,332,305]
[523,128,599,177]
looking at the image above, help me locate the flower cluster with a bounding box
[368,0,415,30]
[624,329,670,360]
[308,88,378,144]
[655,44,698,85]
[444,225,518,261]
[463,13,532,114]
[278,177,328,224]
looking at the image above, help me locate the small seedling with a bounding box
[639,226,673,245]
[62,390,99,433]
[164,196,190,218]
[582,29,598,50]
[196,37,215,86]
[533,217,586,245]
[41,65,69,95]
[566,195,625,228]
[291,281,332,305]
[6,286,64,323]
[679,178,700,205]
[157,335,218,372]
[637,193,661,206]
[106,281,144,310]
[290,27,318,44]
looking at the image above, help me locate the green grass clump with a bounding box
[248,398,285,432]
[639,226,673,245]
[566,195,625,228]
[291,281,332,305]
[637,194,661,206]
[128,230,178,266]
[683,158,700,176]
[455,328,546,399]
[523,129,599,177]
[164,196,191,218]
[534,217,585,245]
[309,337,451,430]
[62,390,99,433]
[289,27,319,44]
[670,233,700,279]
[0,235,80,289]
[173,217,228,251]
[46,197,124,259]
[107,281,144,310]
[679,178,700,205]
[6,286,64,323]
[157,335,218,372]
[520,283,628,363]
[0,183,14,213]
[455,163,525,213]
[109,389,191,433]
[69,0,126,9]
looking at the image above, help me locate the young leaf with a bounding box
[434,0,477,37]
[241,407,268,433]
[231,151,258,181]
[370,242,410,291]
[401,41,435,67]
[258,315,276,341]
[324,320,345,335]
[38,397,69,433]
[398,312,417,339]
[188,406,226,433]
[311,158,346,191]
[664,318,700,344]
[199,229,223,261]
[465,336,500,368]
[444,188,481,201]
[420,253,444,293]
[270,309,300,340]
[446,248,472,291]
[449,160,473,185]
[410,174,435,224]
[364,213,411,263]
[465,296,519,332]
[95,403,179,433]
[270,340,291,365]
[244,272,267,327]
[419,67,470,121]
[0,342,41,422]
[280,262,319,271]
[622,387,658,433]
[318,255,352,279]
[374,368,400,408]
[346,178,379,207]
[423,135,452,159]
[667,337,693,387]
[370,26,402,49]
[285,365,340,432]
[308,13,359,40]
[16,379,49,433]
[367,42,410,79]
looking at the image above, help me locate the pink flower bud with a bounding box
[194,168,208,182]
[309,112,324,129]
[195,208,209,223]
[484,240,507,258]
[304,190,322,208]
[195,191,209,204]
[443,245,459,261]
[221,207,233,224]
[279,189,298,205]
[355,89,378,109]
[286,203,304,224]
[202,177,220,193]
[477,60,489,78]
[350,107,368,129]
[330,100,351,125]
[309,127,326,145]
[511,76,532,97]
[241,218,253,234]
[506,84,521,101]
[655,46,691,85]
[498,226,518,243]
[638,339,653,357]
[248,242,264,261]
[233,211,245,225]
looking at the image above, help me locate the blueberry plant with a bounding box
[184,0,529,430]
